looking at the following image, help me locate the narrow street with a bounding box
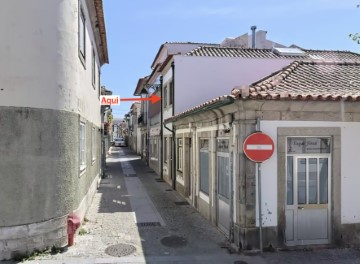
[24,147,258,264]
[22,147,360,264]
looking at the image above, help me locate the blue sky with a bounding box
[101,0,360,119]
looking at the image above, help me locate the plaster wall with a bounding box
[0,0,101,126]
[257,120,360,227]
[174,56,293,115]
[0,0,103,258]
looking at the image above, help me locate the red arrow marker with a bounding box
[120,94,161,104]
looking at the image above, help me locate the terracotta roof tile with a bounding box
[186,46,360,61]
[232,60,360,101]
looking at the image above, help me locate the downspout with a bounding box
[229,113,235,243]
[160,76,164,179]
[171,61,176,190]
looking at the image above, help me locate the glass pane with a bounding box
[287,156,294,205]
[200,152,209,194]
[200,139,209,150]
[308,158,318,204]
[217,139,229,153]
[287,138,305,154]
[79,12,85,56]
[319,158,328,204]
[287,137,331,154]
[218,156,230,198]
[297,158,306,204]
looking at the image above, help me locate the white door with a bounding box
[285,156,331,246]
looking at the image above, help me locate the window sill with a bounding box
[199,191,209,204]
[80,166,86,177]
[79,52,86,69]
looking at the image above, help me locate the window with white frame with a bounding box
[154,138,158,159]
[80,122,86,170]
[164,85,168,108]
[98,67,101,99]
[150,138,153,156]
[164,137,168,163]
[177,138,183,171]
[199,139,209,195]
[78,6,86,62]
[92,127,96,161]
[92,48,96,88]
[169,80,174,106]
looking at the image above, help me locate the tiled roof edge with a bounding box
[165,95,235,123]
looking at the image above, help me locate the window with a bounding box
[287,137,330,154]
[78,6,86,62]
[169,80,174,105]
[177,138,183,171]
[286,137,331,206]
[164,137,168,163]
[150,138,158,159]
[92,48,96,88]
[154,138,158,159]
[199,139,209,194]
[80,122,86,170]
[98,67,101,99]
[150,138,153,156]
[92,127,96,161]
[164,85,168,108]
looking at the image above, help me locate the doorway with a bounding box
[285,137,331,246]
[216,138,230,236]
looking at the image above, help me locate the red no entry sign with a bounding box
[243,132,274,163]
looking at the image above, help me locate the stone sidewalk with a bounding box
[22,147,255,264]
[18,147,360,264]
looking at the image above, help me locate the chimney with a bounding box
[251,25,257,48]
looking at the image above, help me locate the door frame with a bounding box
[277,128,341,248]
[216,138,231,236]
[285,154,331,246]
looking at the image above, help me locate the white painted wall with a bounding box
[174,56,293,115]
[257,120,360,227]
[0,0,102,126]
[162,67,173,135]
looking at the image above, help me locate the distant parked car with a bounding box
[114,138,126,147]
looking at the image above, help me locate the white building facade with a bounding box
[167,60,360,249]
[0,0,108,259]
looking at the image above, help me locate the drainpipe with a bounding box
[160,76,164,179]
[229,113,235,243]
[171,61,176,190]
[251,25,257,48]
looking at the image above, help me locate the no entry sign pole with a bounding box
[258,162,263,253]
[257,119,263,254]
[243,121,275,253]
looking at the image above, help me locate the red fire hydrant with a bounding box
[67,214,80,246]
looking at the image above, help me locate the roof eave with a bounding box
[133,77,149,96]
[165,96,235,123]
[94,0,109,65]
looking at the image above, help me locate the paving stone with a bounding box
[22,147,360,264]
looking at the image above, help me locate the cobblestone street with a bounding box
[20,147,360,264]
